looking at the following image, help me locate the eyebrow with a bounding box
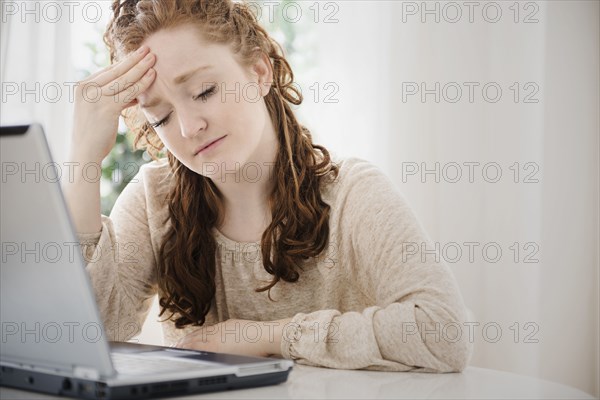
[139,64,214,109]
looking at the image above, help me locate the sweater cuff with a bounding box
[76,215,108,245]
[279,309,342,364]
[77,230,102,244]
[280,313,305,360]
[77,215,113,264]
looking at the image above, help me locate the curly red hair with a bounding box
[104,0,339,328]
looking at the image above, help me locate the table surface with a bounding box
[0,364,595,399]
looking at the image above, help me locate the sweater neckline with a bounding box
[212,227,262,253]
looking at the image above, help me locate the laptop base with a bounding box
[0,366,290,399]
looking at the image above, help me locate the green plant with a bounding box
[100,134,151,215]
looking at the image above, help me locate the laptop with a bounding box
[0,124,294,399]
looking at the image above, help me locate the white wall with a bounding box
[0,3,74,164]
[306,1,599,396]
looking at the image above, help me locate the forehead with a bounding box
[142,24,233,72]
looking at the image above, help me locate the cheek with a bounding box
[154,131,168,147]
[228,98,266,133]
[154,130,179,155]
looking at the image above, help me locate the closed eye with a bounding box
[149,86,217,128]
[150,113,171,129]
[194,85,217,102]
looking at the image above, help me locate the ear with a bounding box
[250,48,273,97]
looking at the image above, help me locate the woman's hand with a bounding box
[175,318,294,358]
[71,45,156,163]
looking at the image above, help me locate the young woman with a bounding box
[64,0,472,372]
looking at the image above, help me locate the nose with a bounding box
[177,106,207,139]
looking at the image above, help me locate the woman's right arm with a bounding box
[62,46,158,340]
[76,166,159,343]
[63,45,156,234]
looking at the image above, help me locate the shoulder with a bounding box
[138,158,173,208]
[326,155,409,211]
[112,158,172,218]
[137,157,172,185]
[323,155,422,242]
[332,156,390,184]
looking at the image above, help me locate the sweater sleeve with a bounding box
[77,165,157,342]
[280,159,473,372]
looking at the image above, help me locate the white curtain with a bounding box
[0,0,75,164]
[307,1,598,397]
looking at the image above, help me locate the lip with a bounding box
[194,135,227,155]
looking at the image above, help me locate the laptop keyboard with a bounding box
[111,353,212,375]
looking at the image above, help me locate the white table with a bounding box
[0,364,595,399]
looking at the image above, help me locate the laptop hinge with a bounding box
[73,366,101,380]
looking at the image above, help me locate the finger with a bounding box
[176,341,189,349]
[104,53,156,98]
[177,336,203,350]
[83,64,116,83]
[175,336,188,347]
[93,45,150,87]
[117,68,156,107]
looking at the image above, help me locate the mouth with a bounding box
[194,135,227,155]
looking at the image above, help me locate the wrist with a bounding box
[262,317,294,357]
[67,149,104,168]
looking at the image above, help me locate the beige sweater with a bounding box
[78,156,473,372]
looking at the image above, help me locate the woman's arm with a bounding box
[62,154,103,234]
[61,45,159,340]
[277,159,473,372]
[175,159,472,369]
[63,45,156,234]
[76,165,159,342]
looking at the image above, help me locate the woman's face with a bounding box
[136,24,276,179]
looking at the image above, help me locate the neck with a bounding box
[210,132,277,242]
[215,169,275,215]
[211,123,278,218]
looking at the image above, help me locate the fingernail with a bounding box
[137,45,147,54]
